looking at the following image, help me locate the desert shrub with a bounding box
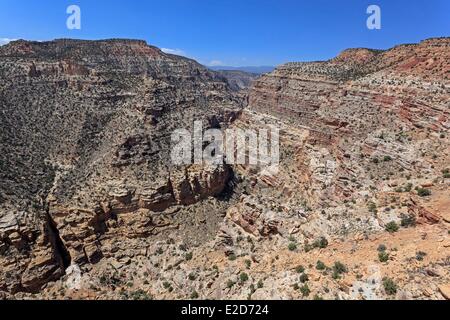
[404,183,413,192]
[240,273,249,283]
[377,244,387,252]
[368,202,377,214]
[333,262,347,274]
[190,291,199,299]
[443,169,450,178]
[120,289,152,300]
[316,260,327,271]
[129,289,152,300]
[400,214,416,228]
[417,188,431,197]
[382,278,397,295]
[378,251,389,262]
[299,273,309,283]
[226,280,235,288]
[416,251,427,261]
[314,237,329,249]
[296,265,305,273]
[188,273,196,281]
[300,284,311,297]
[385,221,399,233]
[304,243,313,252]
[288,243,297,251]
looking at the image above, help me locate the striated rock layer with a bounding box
[0,39,242,293]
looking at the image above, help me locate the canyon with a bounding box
[0,37,449,300]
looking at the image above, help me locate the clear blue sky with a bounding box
[0,0,448,66]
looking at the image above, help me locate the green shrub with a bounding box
[185,252,193,261]
[368,202,377,214]
[299,284,311,297]
[129,289,152,300]
[383,156,393,162]
[240,273,249,283]
[385,221,399,233]
[314,237,329,249]
[400,214,416,228]
[299,273,309,283]
[404,183,413,192]
[188,273,196,281]
[378,251,389,263]
[226,280,235,288]
[288,243,297,251]
[377,244,387,252]
[416,251,427,261]
[333,262,347,275]
[257,280,264,289]
[443,169,450,178]
[332,271,341,280]
[316,260,327,271]
[417,188,431,197]
[190,291,199,299]
[296,265,305,273]
[382,278,397,295]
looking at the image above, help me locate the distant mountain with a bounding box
[209,65,275,74]
[215,70,260,91]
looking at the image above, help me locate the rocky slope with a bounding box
[0,39,243,294]
[0,38,449,300]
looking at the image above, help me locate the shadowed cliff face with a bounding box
[0,38,449,300]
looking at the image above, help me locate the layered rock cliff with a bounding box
[0,39,243,293]
[0,38,449,300]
